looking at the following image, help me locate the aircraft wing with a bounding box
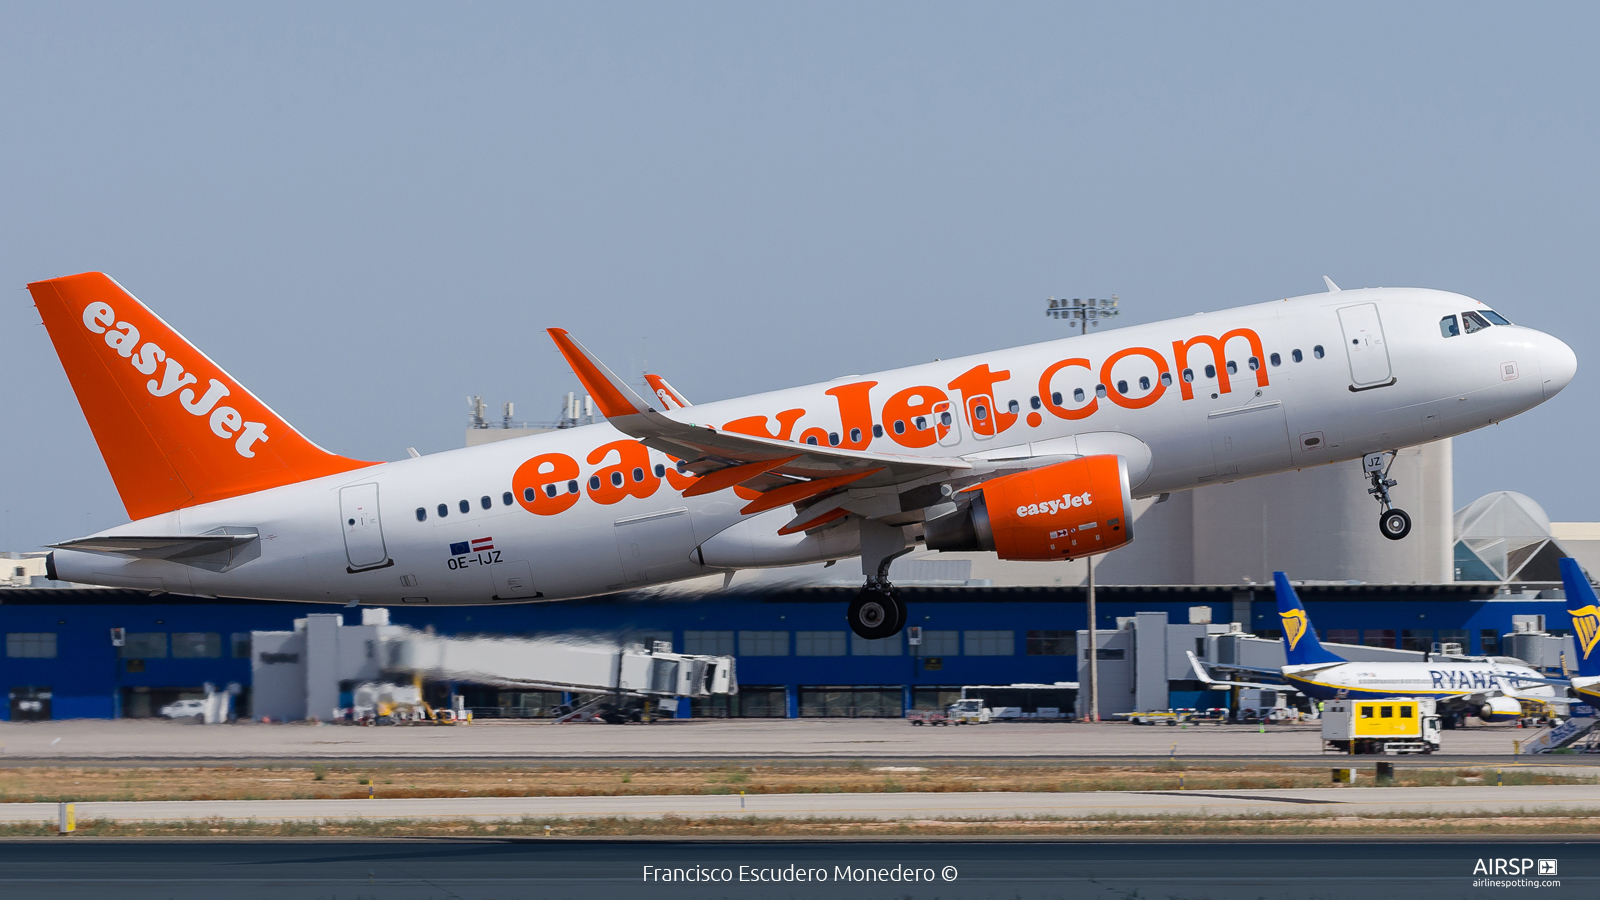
[549,329,973,527]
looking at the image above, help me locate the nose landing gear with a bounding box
[1365,451,1412,541]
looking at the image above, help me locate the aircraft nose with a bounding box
[1539,331,1577,400]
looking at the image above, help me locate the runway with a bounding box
[0,717,1551,762]
[4,784,1599,825]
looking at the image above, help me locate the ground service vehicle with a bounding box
[948,699,991,724]
[1322,698,1442,754]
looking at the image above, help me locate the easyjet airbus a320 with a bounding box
[28,273,1576,638]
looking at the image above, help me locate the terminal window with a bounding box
[851,634,902,656]
[683,631,734,656]
[738,631,789,657]
[796,631,847,657]
[1480,629,1500,655]
[1326,629,1359,645]
[799,686,902,717]
[1401,630,1433,652]
[915,630,960,657]
[964,630,1016,656]
[231,633,252,659]
[1026,630,1075,656]
[119,633,168,659]
[5,633,56,659]
[1363,630,1397,649]
[172,633,222,659]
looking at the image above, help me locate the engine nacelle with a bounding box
[1476,695,1523,723]
[924,454,1133,561]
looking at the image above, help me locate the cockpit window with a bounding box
[1439,315,1460,338]
[1481,309,1512,326]
[1462,311,1491,334]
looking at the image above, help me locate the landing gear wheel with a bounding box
[847,587,905,639]
[1379,508,1412,541]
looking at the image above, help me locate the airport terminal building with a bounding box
[4,437,1596,722]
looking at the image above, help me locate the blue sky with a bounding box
[2,3,1596,549]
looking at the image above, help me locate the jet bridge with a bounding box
[250,608,736,722]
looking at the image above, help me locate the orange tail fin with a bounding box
[29,272,376,520]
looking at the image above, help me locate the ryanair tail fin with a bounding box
[1560,557,1600,679]
[29,272,376,520]
[1273,571,1345,665]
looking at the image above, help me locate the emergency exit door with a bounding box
[1337,303,1394,388]
[339,483,390,570]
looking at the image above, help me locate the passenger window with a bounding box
[1072,388,1085,403]
[1160,372,1173,386]
[805,435,818,445]
[1269,352,1281,366]
[939,411,952,426]
[1440,315,1460,338]
[1247,356,1259,371]
[1051,391,1063,406]
[1292,349,1303,363]
[1138,376,1150,391]
[914,416,928,431]
[1007,399,1019,414]
[973,405,987,421]
[544,484,557,498]
[610,472,624,487]
[849,428,862,443]
[893,420,905,435]
[1481,310,1512,326]
[654,463,666,477]
[567,480,579,493]
[828,431,840,445]
[1360,707,1373,718]
[1182,369,1194,383]
[1462,311,1491,334]
[502,492,513,506]
[1204,364,1216,379]
[1225,360,1238,375]
[873,424,885,438]
[1095,384,1107,399]
[631,467,644,482]
[1116,380,1128,394]
[589,475,601,490]
[458,499,469,514]
[415,507,427,522]
[523,488,536,502]
[1400,706,1413,718]
[437,503,448,518]
[1029,396,1042,410]
[480,495,491,510]
[1313,345,1324,359]
[1380,706,1393,718]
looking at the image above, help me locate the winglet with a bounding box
[1273,571,1345,666]
[645,374,692,409]
[546,329,655,418]
[1323,276,1341,293]
[1560,558,1600,678]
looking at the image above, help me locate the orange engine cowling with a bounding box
[923,455,1134,561]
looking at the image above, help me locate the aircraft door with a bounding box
[960,391,997,441]
[339,483,390,570]
[1337,303,1394,387]
[1207,402,1292,477]
[933,399,963,448]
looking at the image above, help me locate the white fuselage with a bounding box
[53,287,1575,605]
[1284,660,1559,704]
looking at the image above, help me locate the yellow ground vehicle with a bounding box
[1321,698,1441,754]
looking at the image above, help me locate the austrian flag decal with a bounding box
[449,537,494,556]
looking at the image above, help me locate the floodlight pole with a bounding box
[1045,295,1120,723]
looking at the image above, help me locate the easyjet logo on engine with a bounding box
[1016,493,1093,518]
[80,301,271,458]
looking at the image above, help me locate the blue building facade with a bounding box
[0,582,1573,720]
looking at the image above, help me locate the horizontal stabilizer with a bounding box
[50,532,257,560]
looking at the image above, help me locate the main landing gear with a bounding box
[847,519,913,640]
[1365,451,1412,541]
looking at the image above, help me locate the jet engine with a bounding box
[923,454,1133,561]
[1476,695,1523,723]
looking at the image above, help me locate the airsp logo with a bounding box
[1471,858,1554,875]
[1280,608,1308,650]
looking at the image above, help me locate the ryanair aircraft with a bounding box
[1560,557,1600,708]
